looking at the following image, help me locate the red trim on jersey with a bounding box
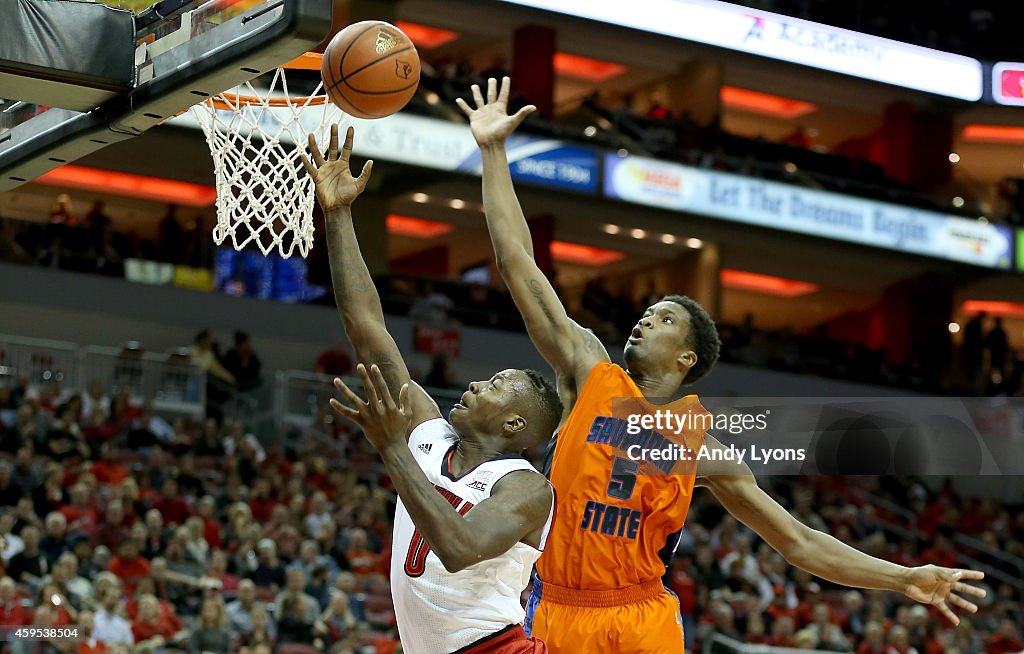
[441,444,526,482]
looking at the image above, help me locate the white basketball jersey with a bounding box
[390,418,553,654]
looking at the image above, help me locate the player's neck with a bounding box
[451,438,504,476]
[628,370,682,400]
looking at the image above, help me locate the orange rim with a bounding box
[209,52,327,110]
[282,52,323,70]
[210,94,329,110]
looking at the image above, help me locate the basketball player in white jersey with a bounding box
[302,125,558,654]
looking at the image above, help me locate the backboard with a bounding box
[0,0,333,191]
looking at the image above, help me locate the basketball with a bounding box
[320,20,420,119]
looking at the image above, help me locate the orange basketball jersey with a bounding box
[536,361,707,590]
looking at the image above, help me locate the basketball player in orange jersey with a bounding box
[458,77,987,653]
[301,125,560,653]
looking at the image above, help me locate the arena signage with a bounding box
[500,0,983,101]
[172,111,600,195]
[603,154,1014,269]
[992,62,1024,106]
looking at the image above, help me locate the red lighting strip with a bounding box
[550,240,624,266]
[961,124,1024,144]
[386,214,453,239]
[961,300,1024,318]
[720,268,818,297]
[394,21,460,49]
[553,52,627,82]
[34,165,217,207]
[720,85,817,119]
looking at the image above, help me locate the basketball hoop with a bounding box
[191,52,345,258]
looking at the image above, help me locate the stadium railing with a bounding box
[954,532,1024,582]
[0,333,205,418]
[275,369,464,431]
[82,344,205,417]
[0,333,79,389]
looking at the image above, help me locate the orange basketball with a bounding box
[320,20,420,119]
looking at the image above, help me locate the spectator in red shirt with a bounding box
[344,528,381,577]
[37,582,75,626]
[918,534,958,570]
[77,610,109,654]
[645,93,670,120]
[94,500,131,551]
[0,575,31,625]
[152,478,190,528]
[61,483,100,537]
[248,478,276,523]
[131,594,180,648]
[205,549,238,593]
[885,625,920,654]
[108,540,150,595]
[858,620,887,654]
[769,615,798,648]
[987,618,1023,654]
[745,612,769,645]
[91,443,131,487]
[196,496,222,549]
[315,342,353,376]
[124,577,182,629]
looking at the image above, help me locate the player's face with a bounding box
[449,369,532,439]
[623,301,694,370]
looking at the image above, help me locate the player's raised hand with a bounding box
[456,76,536,147]
[300,124,373,211]
[903,565,986,626]
[330,363,412,453]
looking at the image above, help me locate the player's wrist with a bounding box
[378,441,408,459]
[325,204,354,218]
[478,140,508,153]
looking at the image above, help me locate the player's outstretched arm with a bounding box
[696,435,987,626]
[302,125,439,426]
[332,365,552,572]
[457,77,609,395]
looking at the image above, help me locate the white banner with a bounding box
[500,0,982,101]
[604,154,1013,269]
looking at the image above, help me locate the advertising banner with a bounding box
[500,0,983,101]
[172,111,599,194]
[993,62,1024,106]
[604,154,1013,269]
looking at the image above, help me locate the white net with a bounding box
[191,66,346,258]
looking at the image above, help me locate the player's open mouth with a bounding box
[628,327,643,343]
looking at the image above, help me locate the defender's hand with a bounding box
[903,565,986,625]
[300,124,373,211]
[330,364,412,453]
[456,76,536,147]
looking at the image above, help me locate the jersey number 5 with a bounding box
[606,456,639,500]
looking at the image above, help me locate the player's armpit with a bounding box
[500,250,608,383]
[447,471,553,571]
[569,319,610,383]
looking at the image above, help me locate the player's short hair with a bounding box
[661,295,721,385]
[522,369,562,441]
